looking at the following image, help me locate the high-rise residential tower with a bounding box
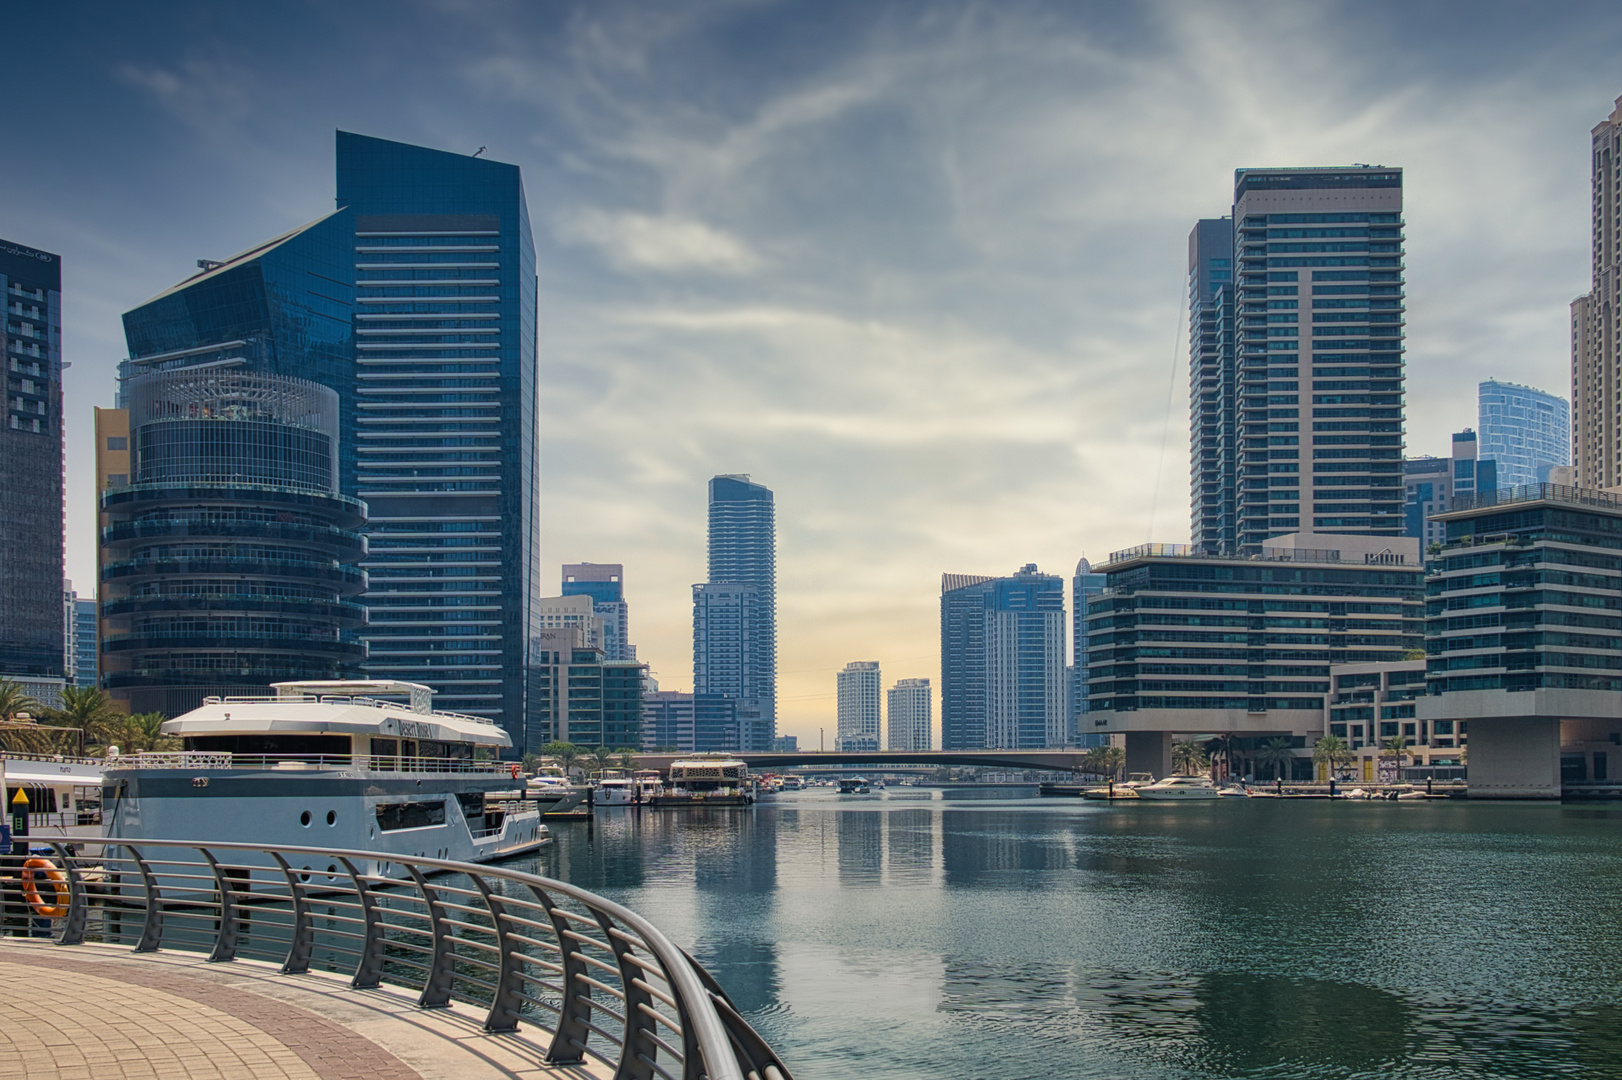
[691,582,770,750]
[561,562,633,660]
[704,475,775,745]
[1,238,64,690]
[836,660,881,751]
[886,677,931,751]
[1194,167,1405,550]
[336,132,540,747]
[1478,381,1570,489]
[940,565,1065,750]
[1189,218,1236,554]
[1574,96,1622,489]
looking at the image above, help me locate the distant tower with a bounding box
[692,583,769,751]
[1478,380,1570,489]
[1574,96,1622,489]
[561,562,633,660]
[887,677,931,751]
[836,661,881,751]
[1404,430,1498,547]
[1070,558,1107,747]
[703,475,776,748]
[940,565,1065,750]
[1188,218,1236,554]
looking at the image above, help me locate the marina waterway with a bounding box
[513,788,1622,1079]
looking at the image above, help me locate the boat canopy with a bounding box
[161,696,512,748]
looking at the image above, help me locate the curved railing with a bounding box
[10,837,791,1080]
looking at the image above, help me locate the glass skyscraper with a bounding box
[1,237,64,686]
[336,132,540,747]
[1478,380,1570,489]
[701,475,776,747]
[1193,167,1406,551]
[1188,218,1236,554]
[561,562,632,661]
[940,565,1066,750]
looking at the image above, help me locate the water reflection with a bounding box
[520,794,1622,1079]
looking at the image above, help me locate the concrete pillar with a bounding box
[1467,716,1560,799]
[1125,731,1173,779]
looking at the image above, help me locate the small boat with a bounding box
[1135,775,1222,800]
[0,752,105,839]
[837,776,871,794]
[1080,772,1155,800]
[596,775,641,806]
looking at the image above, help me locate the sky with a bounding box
[6,0,1621,744]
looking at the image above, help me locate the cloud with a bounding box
[557,210,759,272]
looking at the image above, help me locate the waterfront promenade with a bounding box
[0,940,608,1080]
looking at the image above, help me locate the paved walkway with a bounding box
[0,941,612,1080]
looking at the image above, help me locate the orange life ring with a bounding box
[509,763,522,779]
[21,858,69,919]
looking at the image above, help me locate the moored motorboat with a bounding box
[648,756,754,806]
[102,680,549,878]
[1135,775,1222,800]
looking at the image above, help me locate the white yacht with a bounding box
[1135,775,1222,800]
[101,680,548,876]
[0,753,105,839]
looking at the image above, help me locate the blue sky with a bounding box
[7,0,1621,739]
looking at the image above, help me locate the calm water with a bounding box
[510,789,1622,1080]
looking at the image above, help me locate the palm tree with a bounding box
[543,741,583,779]
[1172,740,1209,776]
[616,749,637,772]
[1095,745,1126,781]
[1381,734,1409,779]
[103,712,175,754]
[46,686,122,752]
[1253,737,1295,782]
[0,678,40,722]
[1312,735,1353,781]
[586,746,619,777]
[1204,733,1236,781]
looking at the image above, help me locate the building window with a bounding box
[107,436,127,450]
[1380,722,1399,738]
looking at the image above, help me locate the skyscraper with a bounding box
[704,475,775,745]
[96,369,367,716]
[1194,167,1406,550]
[1574,96,1622,489]
[561,562,633,660]
[1069,558,1107,746]
[886,677,931,751]
[940,565,1065,750]
[1478,381,1570,489]
[1,238,64,689]
[336,132,540,746]
[1188,218,1236,554]
[692,582,770,750]
[836,660,881,751]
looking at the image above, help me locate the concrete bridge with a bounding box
[633,749,1101,776]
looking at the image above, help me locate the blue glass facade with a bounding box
[1070,559,1107,747]
[1478,380,1571,489]
[1189,218,1236,554]
[336,132,540,750]
[1,238,64,680]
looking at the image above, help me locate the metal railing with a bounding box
[104,752,516,775]
[3,837,791,1080]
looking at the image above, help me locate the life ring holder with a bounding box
[21,857,70,919]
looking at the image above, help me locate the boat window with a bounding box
[455,791,486,819]
[185,734,351,759]
[419,739,473,761]
[376,801,447,831]
[3,785,57,814]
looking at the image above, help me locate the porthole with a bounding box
[326,810,336,826]
[327,864,338,878]
[299,810,312,827]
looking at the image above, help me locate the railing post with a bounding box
[468,872,524,1033]
[406,863,455,1008]
[526,884,589,1065]
[340,856,385,989]
[199,848,239,962]
[47,841,87,946]
[596,910,658,1080]
[123,845,164,953]
[269,852,314,974]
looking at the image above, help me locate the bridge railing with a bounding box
[5,837,792,1080]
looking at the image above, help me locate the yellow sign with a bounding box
[11,787,28,806]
